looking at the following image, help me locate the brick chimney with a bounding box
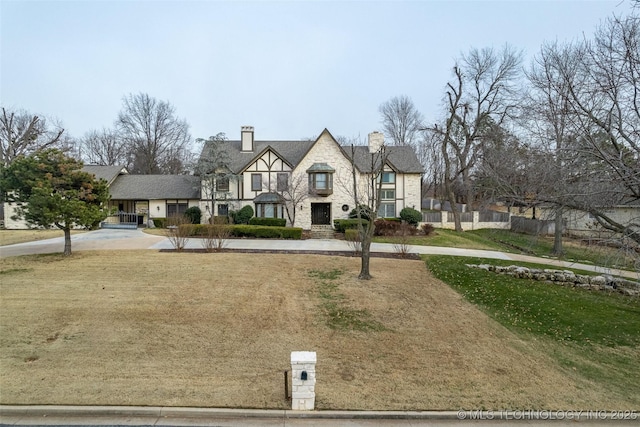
[241,126,254,152]
[368,131,384,153]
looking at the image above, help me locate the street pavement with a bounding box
[1,406,638,426]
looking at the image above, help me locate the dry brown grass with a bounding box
[0,229,85,246]
[0,251,630,409]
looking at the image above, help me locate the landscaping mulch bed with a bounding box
[158,248,422,260]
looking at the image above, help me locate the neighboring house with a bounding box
[197,127,423,230]
[538,204,640,238]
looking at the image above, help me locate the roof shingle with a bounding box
[108,175,200,200]
[199,137,423,174]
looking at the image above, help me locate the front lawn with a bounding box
[426,255,640,402]
[2,251,636,409]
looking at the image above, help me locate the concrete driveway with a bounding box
[0,228,166,258]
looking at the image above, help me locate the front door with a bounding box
[311,203,331,225]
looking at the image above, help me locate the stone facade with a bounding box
[290,351,316,411]
[201,128,423,230]
[294,131,356,230]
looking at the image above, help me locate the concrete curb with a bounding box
[2,406,638,422]
[0,405,458,420]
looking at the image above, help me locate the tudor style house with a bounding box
[2,126,423,231]
[197,126,423,230]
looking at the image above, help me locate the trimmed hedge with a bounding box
[400,207,422,226]
[180,224,302,240]
[233,225,302,239]
[184,206,202,224]
[230,205,254,224]
[249,217,287,227]
[152,218,167,228]
[333,218,369,233]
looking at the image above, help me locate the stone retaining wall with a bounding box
[466,264,640,297]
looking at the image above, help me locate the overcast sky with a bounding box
[1,0,635,144]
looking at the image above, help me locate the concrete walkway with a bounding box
[1,229,637,279]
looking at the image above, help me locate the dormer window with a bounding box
[307,163,334,196]
[216,175,229,192]
[381,171,395,184]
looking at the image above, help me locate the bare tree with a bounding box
[418,128,445,200]
[1,107,64,168]
[522,41,581,255]
[195,133,235,222]
[116,93,192,174]
[379,95,424,148]
[528,15,640,245]
[82,128,128,166]
[479,15,639,250]
[345,138,390,280]
[430,45,523,231]
[279,172,308,227]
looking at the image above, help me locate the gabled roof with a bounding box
[199,140,315,174]
[345,145,424,174]
[108,175,200,200]
[198,129,423,175]
[82,165,127,186]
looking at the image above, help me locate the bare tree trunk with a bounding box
[442,138,462,232]
[63,227,72,257]
[359,230,372,280]
[463,167,474,211]
[552,207,564,256]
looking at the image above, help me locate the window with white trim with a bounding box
[380,189,395,200]
[381,172,395,184]
[378,202,396,218]
[256,203,284,218]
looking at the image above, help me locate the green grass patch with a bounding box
[308,269,386,332]
[0,268,32,275]
[375,228,638,270]
[426,255,640,399]
[374,228,503,250]
[426,255,640,346]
